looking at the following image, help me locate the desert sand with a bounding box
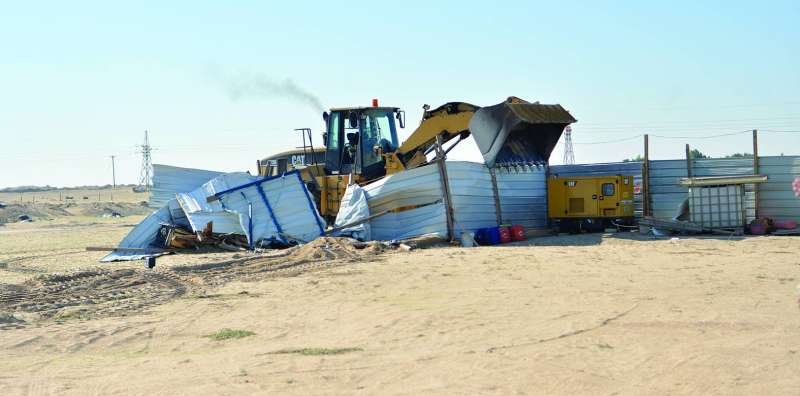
[1,216,799,395]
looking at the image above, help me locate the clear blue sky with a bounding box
[1,1,798,187]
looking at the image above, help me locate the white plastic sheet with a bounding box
[333,183,371,240]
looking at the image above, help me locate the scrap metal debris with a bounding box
[101,166,325,262]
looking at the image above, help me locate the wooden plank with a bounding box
[435,135,456,242]
[643,134,650,216]
[85,247,176,252]
[685,144,692,178]
[489,167,503,225]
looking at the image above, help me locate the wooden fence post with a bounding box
[753,129,759,219]
[685,144,693,178]
[435,135,455,242]
[643,134,650,217]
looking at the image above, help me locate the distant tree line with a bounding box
[623,150,754,162]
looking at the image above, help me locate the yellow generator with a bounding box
[547,175,635,233]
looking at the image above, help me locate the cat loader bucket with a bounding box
[469,97,577,167]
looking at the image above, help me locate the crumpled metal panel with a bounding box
[215,171,326,245]
[360,165,448,241]
[340,161,549,242]
[176,172,257,235]
[100,205,173,262]
[149,164,223,208]
[333,183,371,240]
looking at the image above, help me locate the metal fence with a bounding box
[759,156,800,221]
[551,155,798,222]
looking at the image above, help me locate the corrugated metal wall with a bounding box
[555,158,769,222]
[550,161,644,216]
[759,155,800,221]
[358,161,549,241]
[496,166,548,229]
[648,159,689,219]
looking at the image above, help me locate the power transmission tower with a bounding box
[562,125,575,164]
[137,130,153,191]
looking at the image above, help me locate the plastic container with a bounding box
[460,231,475,247]
[750,223,767,235]
[511,224,526,241]
[498,226,512,243]
[475,227,501,245]
[486,227,501,245]
[474,228,488,245]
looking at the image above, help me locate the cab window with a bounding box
[326,112,340,151]
[361,111,396,168]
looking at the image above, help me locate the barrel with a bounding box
[499,226,512,243]
[487,227,501,245]
[511,224,526,241]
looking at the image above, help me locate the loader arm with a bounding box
[392,102,481,168]
[389,96,576,171]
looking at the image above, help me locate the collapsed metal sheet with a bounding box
[359,165,448,241]
[149,164,223,208]
[105,169,324,262]
[100,205,174,262]
[215,171,326,246]
[175,172,257,235]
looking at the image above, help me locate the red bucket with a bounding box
[499,226,512,243]
[511,224,526,241]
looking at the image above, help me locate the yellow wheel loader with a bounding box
[260,96,577,223]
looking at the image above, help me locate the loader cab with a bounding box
[322,106,402,181]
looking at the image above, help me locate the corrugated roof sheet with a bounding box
[215,171,326,245]
[176,172,257,235]
[100,205,173,262]
[105,168,325,261]
[149,164,223,208]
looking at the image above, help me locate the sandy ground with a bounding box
[1,219,799,395]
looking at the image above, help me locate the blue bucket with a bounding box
[475,227,501,245]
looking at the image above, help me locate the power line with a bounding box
[573,134,644,145]
[650,130,752,140]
